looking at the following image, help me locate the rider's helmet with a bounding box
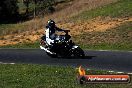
[47,19,55,28]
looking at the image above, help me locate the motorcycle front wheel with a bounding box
[72,47,85,58]
[46,52,58,58]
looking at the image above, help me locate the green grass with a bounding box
[0,64,131,88]
[80,43,132,51]
[73,21,132,51]
[0,0,132,51]
[72,0,132,21]
[0,23,29,36]
[0,41,40,48]
[1,21,132,51]
[1,22,132,51]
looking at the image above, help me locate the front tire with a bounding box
[73,47,85,58]
[46,52,58,58]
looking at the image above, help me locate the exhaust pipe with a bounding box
[40,46,56,55]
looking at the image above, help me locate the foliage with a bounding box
[0,0,19,22]
[22,0,56,17]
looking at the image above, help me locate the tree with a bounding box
[23,0,31,15]
[35,0,55,16]
[0,0,19,21]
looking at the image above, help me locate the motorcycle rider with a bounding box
[45,19,65,45]
[40,20,85,58]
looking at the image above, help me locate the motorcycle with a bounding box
[40,30,85,58]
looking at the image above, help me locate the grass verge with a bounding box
[0,23,30,36]
[1,22,131,51]
[73,21,132,51]
[0,64,131,88]
[72,0,132,21]
[0,41,39,48]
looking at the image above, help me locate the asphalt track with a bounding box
[0,49,132,73]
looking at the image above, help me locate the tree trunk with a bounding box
[26,3,29,15]
[34,0,36,18]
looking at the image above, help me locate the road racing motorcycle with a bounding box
[40,30,85,58]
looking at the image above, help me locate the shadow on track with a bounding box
[57,56,96,59]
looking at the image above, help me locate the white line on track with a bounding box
[0,62,15,64]
[116,72,124,74]
[127,73,132,75]
[108,71,115,73]
[88,50,132,53]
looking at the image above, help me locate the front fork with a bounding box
[66,45,79,56]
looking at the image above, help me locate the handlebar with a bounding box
[64,30,70,35]
[64,30,70,32]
